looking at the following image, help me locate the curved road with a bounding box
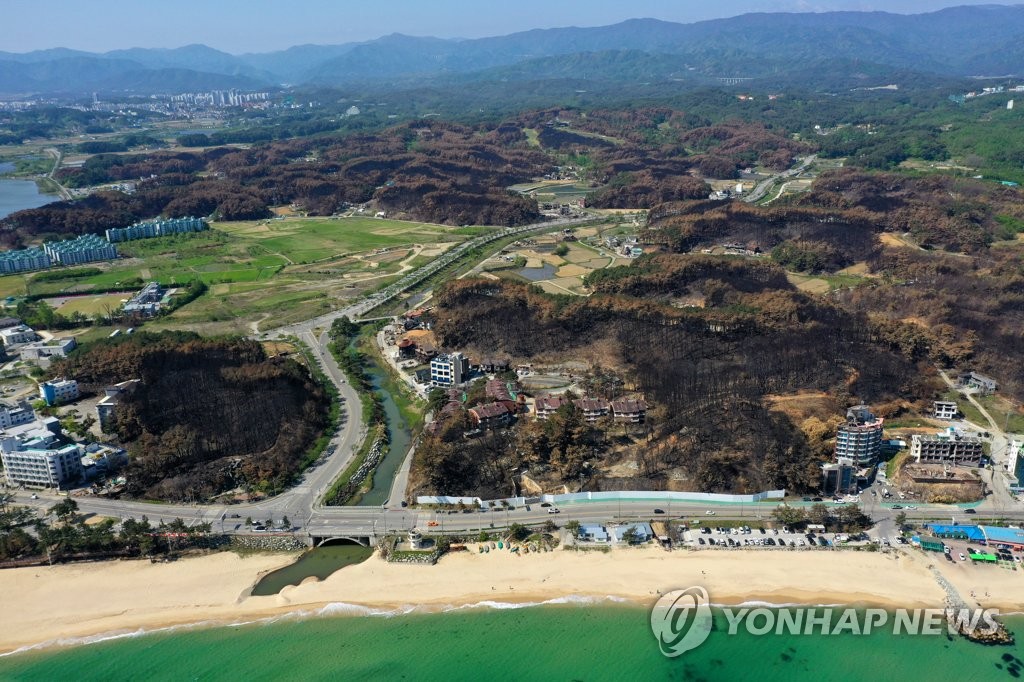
[11,215,599,539]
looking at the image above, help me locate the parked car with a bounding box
[959,553,967,561]
[547,508,560,514]
[698,538,706,546]
[540,502,551,507]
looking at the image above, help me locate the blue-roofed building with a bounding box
[611,522,654,544]
[578,523,609,543]
[926,524,985,541]
[980,526,1024,551]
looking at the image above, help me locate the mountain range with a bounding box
[2,5,1023,95]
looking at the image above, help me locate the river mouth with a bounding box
[250,543,373,596]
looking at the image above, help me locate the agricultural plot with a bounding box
[482,232,620,296]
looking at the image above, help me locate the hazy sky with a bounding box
[2,0,1013,54]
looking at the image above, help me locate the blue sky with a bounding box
[2,0,1010,53]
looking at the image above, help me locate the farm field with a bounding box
[480,228,628,296]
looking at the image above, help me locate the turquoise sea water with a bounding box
[0,604,1019,681]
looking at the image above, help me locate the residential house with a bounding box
[468,401,515,429]
[611,398,648,423]
[933,400,958,421]
[485,379,513,402]
[534,395,567,420]
[573,398,610,423]
[611,522,654,544]
[578,523,609,542]
[957,372,998,396]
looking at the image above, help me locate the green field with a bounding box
[214,216,462,264]
[0,216,476,335]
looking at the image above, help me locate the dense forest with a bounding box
[410,272,939,498]
[52,332,330,502]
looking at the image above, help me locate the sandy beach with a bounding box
[2,546,1022,654]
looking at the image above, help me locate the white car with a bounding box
[959,553,967,561]
[705,510,716,516]
[547,508,560,514]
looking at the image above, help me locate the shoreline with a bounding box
[1,545,1021,656]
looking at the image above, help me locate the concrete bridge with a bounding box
[311,534,378,548]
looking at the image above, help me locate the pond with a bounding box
[517,263,558,281]
[250,543,373,596]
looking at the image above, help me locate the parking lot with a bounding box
[683,525,849,549]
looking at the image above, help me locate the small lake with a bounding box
[0,162,54,218]
[518,263,558,281]
[250,543,373,596]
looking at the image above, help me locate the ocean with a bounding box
[0,603,1019,681]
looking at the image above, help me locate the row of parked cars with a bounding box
[694,526,831,548]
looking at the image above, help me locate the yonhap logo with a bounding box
[650,587,713,657]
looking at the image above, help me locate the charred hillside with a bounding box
[427,272,937,495]
[53,332,330,501]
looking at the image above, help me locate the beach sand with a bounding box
[1,546,1021,654]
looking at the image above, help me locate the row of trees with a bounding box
[0,498,215,564]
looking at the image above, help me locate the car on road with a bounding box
[964,508,977,514]
[905,505,917,510]
[653,508,665,515]
[547,508,560,514]
[959,553,967,561]
[891,504,903,509]
[811,497,823,502]
[705,510,716,516]
[30,494,38,500]
[540,502,551,507]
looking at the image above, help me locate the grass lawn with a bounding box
[214,216,460,264]
[976,394,1024,434]
[943,389,988,428]
[0,217,477,335]
[44,292,130,317]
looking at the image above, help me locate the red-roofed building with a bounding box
[611,398,648,423]
[468,401,515,429]
[573,397,610,423]
[534,395,567,420]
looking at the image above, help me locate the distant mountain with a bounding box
[2,5,1023,95]
[237,43,361,82]
[103,44,275,82]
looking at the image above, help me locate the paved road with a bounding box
[9,215,599,539]
[743,155,817,203]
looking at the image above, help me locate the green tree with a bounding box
[806,503,830,527]
[772,505,806,527]
[621,527,640,545]
[894,511,907,531]
[281,516,291,530]
[508,523,529,541]
[565,519,581,538]
[48,498,79,523]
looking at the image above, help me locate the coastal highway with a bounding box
[10,211,1023,541]
[12,488,1024,542]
